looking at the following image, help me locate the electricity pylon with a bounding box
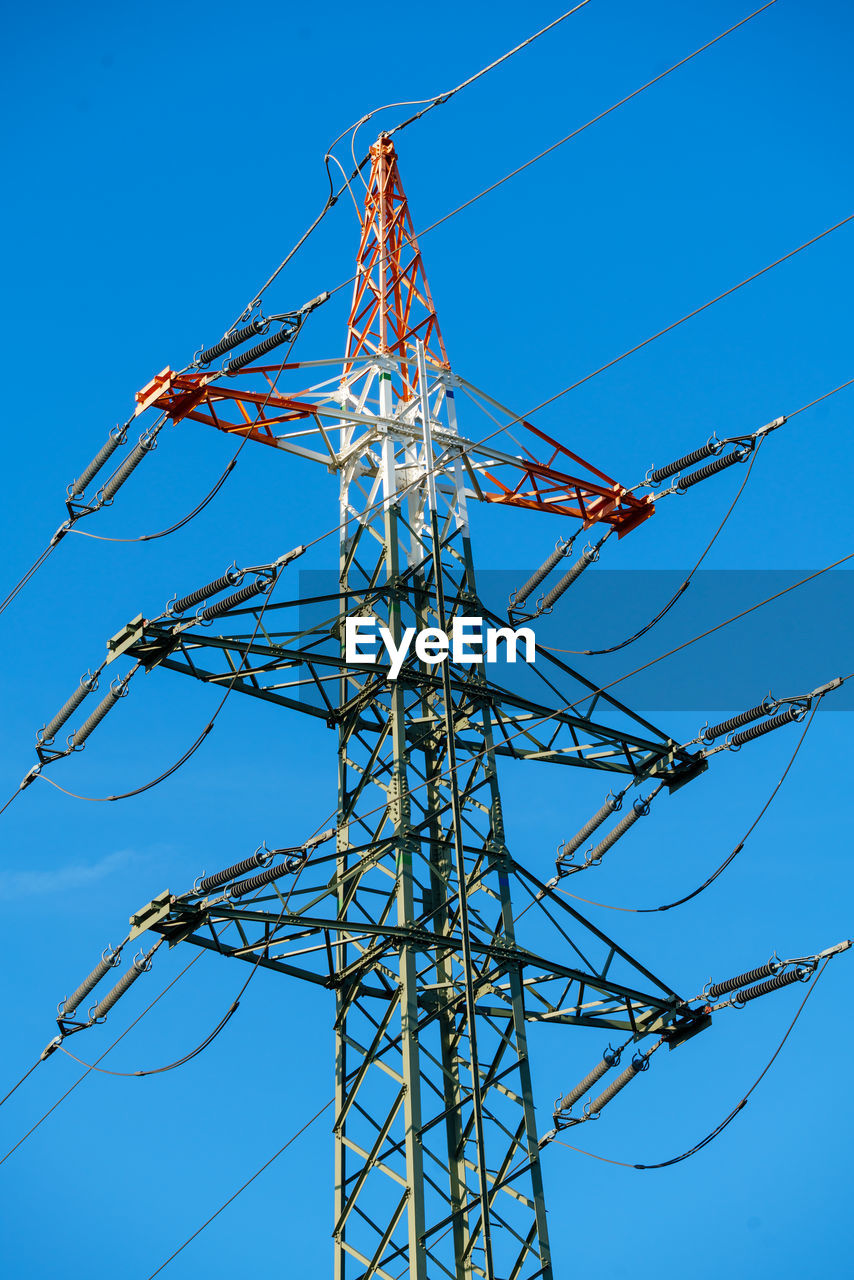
[122,135,710,1279]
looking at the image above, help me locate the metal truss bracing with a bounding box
[343,132,449,399]
[113,134,710,1279]
[144,493,707,1279]
[129,593,702,785]
[133,139,652,535]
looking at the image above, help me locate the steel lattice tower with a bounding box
[121,135,710,1279]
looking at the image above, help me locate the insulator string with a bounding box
[548,956,832,1169]
[553,698,824,915]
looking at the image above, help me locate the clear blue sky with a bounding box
[1,2,852,1277]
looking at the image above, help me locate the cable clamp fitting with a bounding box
[817,938,853,960]
[40,1035,63,1061]
[752,415,787,439]
[275,545,307,569]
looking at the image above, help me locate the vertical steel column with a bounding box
[418,341,496,1278]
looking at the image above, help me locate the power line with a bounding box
[551,954,832,1169]
[786,374,854,418]
[34,554,289,805]
[8,384,850,843]
[69,449,241,544]
[0,1059,41,1111]
[239,2,598,322]
[572,438,766,655]
[0,543,58,622]
[553,696,823,915]
[343,1,599,164]
[0,953,202,1166]
[285,558,853,853]
[541,553,854,663]
[1,5,826,644]
[413,2,780,245]
[57,1002,240,1077]
[52,866,310,1077]
[246,2,778,327]
[514,212,854,425]
[145,1097,334,1278]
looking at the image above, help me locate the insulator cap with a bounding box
[556,1049,620,1113]
[198,318,268,365]
[650,438,723,484]
[61,947,121,1016]
[196,848,274,895]
[68,680,128,748]
[169,569,243,615]
[730,704,805,746]
[735,966,810,1003]
[512,540,569,607]
[703,697,776,742]
[559,795,620,860]
[39,672,99,746]
[707,960,781,999]
[676,447,749,490]
[198,576,269,620]
[539,545,597,612]
[70,427,127,497]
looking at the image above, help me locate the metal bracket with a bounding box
[663,1011,712,1049]
[107,614,146,664]
[129,889,173,941]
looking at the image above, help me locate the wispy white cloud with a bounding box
[0,849,134,900]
